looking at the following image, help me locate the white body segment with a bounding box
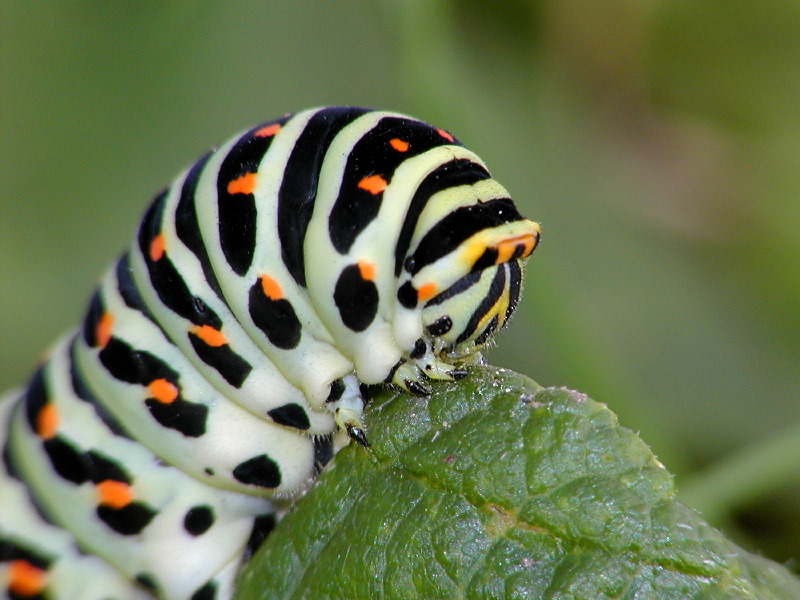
[1,107,539,600]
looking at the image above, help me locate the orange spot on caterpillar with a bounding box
[227,172,257,195]
[495,233,538,264]
[495,242,516,264]
[389,138,409,152]
[96,480,133,509]
[436,129,454,142]
[259,275,283,300]
[36,404,59,440]
[417,282,437,302]
[149,234,165,262]
[522,229,540,257]
[357,174,387,195]
[147,379,178,404]
[8,560,47,597]
[357,261,376,281]
[192,325,227,347]
[254,123,281,137]
[95,312,114,348]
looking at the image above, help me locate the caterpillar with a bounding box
[0,106,540,600]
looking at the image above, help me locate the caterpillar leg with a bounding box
[391,339,469,396]
[412,339,469,381]
[329,375,368,447]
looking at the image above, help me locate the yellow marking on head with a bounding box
[460,239,487,267]
[493,223,540,264]
[469,291,508,346]
[522,220,542,257]
[494,234,530,264]
[496,287,511,326]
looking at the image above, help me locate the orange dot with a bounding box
[357,174,387,195]
[522,231,539,257]
[495,233,537,264]
[36,404,59,440]
[417,282,437,302]
[495,240,517,264]
[436,129,454,142]
[260,275,283,300]
[192,324,227,347]
[147,378,178,404]
[389,138,409,152]
[227,172,257,195]
[8,560,47,597]
[254,123,281,137]
[96,480,133,509]
[95,312,114,347]
[357,261,376,281]
[149,234,165,262]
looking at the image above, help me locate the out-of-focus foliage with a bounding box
[1,0,798,568]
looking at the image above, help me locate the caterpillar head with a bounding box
[419,219,540,360]
[393,208,540,372]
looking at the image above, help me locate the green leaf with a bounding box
[235,367,800,599]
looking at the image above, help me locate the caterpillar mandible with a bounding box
[0,107,540,600]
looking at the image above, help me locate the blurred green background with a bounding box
[1,0,798,569]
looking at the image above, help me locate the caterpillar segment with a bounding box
[1,107,539,600]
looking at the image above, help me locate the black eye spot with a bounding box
[427,316,452,337]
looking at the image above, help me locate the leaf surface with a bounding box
[236,367,800,599]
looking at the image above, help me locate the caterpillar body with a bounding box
[0,107,540,600]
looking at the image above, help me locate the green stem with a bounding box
[679,419,800,522]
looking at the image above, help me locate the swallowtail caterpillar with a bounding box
[0,107,540,600]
